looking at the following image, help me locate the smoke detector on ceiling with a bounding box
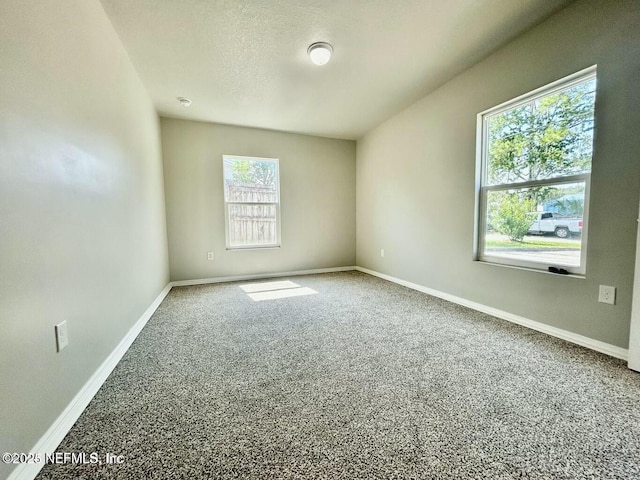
[307,42,333,66]
[177,97,192,107]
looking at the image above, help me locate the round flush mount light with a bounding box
[307,42,333,66]
[177,97,192,107]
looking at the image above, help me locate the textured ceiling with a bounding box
[100,0,573,140]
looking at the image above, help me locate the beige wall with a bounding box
[0,1,169,475]
[161,118,356,281]
[356,0,640,349]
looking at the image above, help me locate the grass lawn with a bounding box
[486,237,580,249]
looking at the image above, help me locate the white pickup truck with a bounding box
[527,212,583,238]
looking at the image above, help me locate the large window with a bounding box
[223,155,280,249]
[476,67,596,274]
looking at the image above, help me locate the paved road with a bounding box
[487,249,580,266]
[485,234,581,267]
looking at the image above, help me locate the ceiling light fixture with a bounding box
[177,97,192,107]
[307,42,333,66]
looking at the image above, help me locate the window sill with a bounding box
[476,259,586,279]
[226,245,281,251]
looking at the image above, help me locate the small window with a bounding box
[223,155,280,249]
[476,67,596,274]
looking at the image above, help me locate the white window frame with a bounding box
[475,66,596,275]
[223,155,281,250]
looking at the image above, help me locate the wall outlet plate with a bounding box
[207,252,214,260]
[598,285,616,305]
[55,321,69,352]
[380,249,385,258]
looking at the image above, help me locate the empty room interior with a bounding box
[2,0,640,479]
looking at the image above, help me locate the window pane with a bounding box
[228,204,277,247]
[486,78,595,185]
[483,182,585,268]
[224,158,278,202]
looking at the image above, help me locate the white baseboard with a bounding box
[170,266,357,287]
[8,283,173,480]
[356,267,629,361]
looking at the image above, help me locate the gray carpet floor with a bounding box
[36,271,640,479]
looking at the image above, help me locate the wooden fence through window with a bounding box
[226,184,278,246]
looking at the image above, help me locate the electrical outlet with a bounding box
[598,285,616,305]
[55,321,68,352]
[207,252,214,261]
[380,249,385,258]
